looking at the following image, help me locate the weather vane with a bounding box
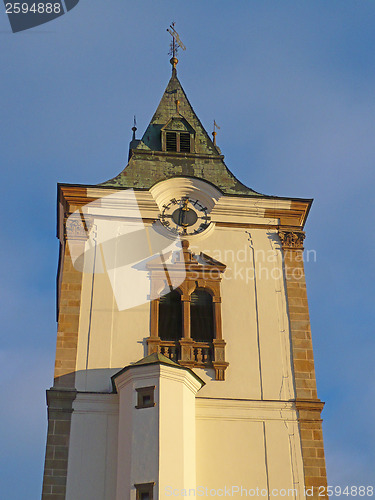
[167,22,186,67]
[212,120,220,146]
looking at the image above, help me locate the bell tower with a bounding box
[42,49,328,500]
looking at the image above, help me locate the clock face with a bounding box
[159,197,212,236]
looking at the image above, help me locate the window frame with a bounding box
[135,386,156,409]
[189,288,215,343]
[158,288,183,341]
[134,483,155,500]
[163,130,193,153]
[161,118,195,153]
[146,241,228,380]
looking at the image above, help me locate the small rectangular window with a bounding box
[166,132,177,151]
[180,132,191,152]
[142,394,151,406]
[135,386,155,409]
[135,483,154,500]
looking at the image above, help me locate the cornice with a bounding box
[211,197,311,228]
[57,183,312,234]
[72,393,119,414]
[130,149,225,161]
[196,398,299,422]
[295,399,325,412]
[112,361,205,395]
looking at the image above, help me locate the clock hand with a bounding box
[178,209,189,227]
[179,199,190,226]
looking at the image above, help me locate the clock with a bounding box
[159,197,212,235]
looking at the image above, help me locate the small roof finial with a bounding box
[132,115,137,141]
[167,22,186,75]
[212,120,220,146]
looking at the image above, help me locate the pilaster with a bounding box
[279,230,328,498]
[41,389,77,500]
[54,214,93,388]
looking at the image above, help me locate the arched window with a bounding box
[158,290,182,341]
[190,289,214,342]
[147,241,228,380]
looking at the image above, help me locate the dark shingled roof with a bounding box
[100,68,261,196]
[134,352,179,367]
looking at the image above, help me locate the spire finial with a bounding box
[132,115,137,141]
[212,120,220,146]
[167,22,186,74]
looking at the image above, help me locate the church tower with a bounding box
[42,50,328,500]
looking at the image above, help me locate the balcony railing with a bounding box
[147,337,228,381]
[156,340,213,368]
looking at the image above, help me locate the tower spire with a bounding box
[167,22,186,75]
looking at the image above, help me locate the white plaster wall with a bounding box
[65,394,119,500]
[158,369,198,496]
[113,364,201,500]
[67,202,304,498]
[74,224,294,402]
[195,400,306,498]
[192,227,294,400]
[116,382,133,499]
[64,391,306,500]
[123,374,160,500]
[75,265,150,392]
[77,224,294,400]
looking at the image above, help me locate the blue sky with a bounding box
[0,1,374,497]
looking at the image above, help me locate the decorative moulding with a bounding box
[278,230,306,249]
[150,177,222,212]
